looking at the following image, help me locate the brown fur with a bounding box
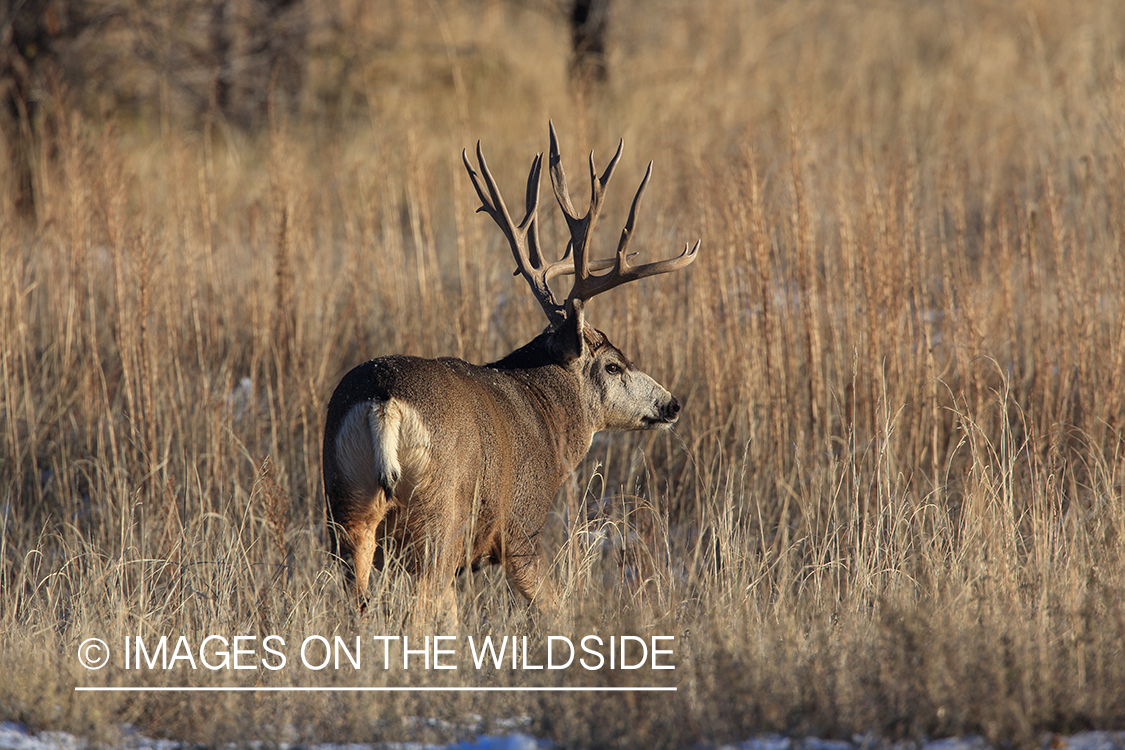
[323,312,681,620]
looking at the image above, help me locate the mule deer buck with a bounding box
[322,123,699,620]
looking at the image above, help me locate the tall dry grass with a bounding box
[3,0,1125,747]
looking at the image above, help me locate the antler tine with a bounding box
[547,122,577,219]
[463,142,565,326]
[615,160,653,267]
[578,142,623,282]
[523,153,547,270]
[467,141,524,235]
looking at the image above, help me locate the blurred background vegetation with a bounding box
[3,1,1125,746]
[1,0,617,218]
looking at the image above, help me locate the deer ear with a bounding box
[549,299,586,364]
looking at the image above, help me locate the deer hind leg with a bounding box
[330,399,419,611]
[331,491,388,612]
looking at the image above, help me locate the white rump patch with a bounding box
[335,399,431,496]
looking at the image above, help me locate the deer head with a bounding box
[462,122,699,432]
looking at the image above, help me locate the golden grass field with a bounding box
[3,0,1125,746]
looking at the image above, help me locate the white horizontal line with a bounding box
[75,686,675,692]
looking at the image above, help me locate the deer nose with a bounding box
[662,397,681,422]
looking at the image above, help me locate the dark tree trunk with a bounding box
[210,0,232,116]
[570,0,610,86]
[1,0,59,219]
[214,0,306,128]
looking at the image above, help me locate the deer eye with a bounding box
[605,362,622,375]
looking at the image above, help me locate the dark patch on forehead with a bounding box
[585,326,637,369]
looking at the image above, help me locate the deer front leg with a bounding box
[409,556,460,631]
[503,549,558,614]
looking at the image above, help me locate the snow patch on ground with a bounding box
[0,723,550,750]
[2,722,1123,750]
[720,734,1125,750]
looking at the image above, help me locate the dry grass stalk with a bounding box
[1,0,1124,746]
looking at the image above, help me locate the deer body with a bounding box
[323,124,698,618]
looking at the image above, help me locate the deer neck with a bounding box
[488,338,597,469]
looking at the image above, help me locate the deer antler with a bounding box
[465,123,699,327]
[547,121,700,317]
